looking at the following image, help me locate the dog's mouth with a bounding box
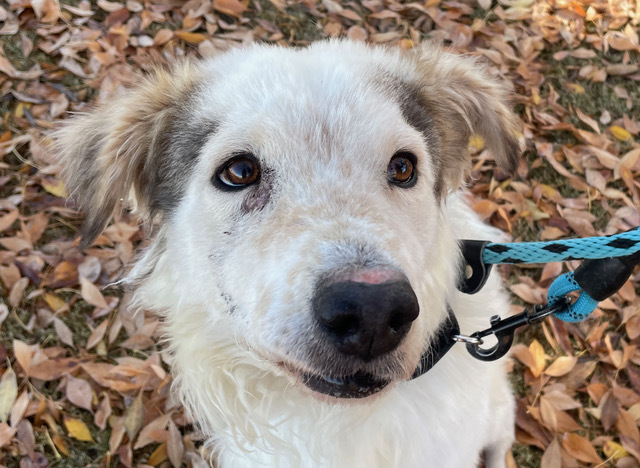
[301,371,390,398]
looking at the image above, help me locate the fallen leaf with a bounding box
[147,442,168,466]
[124,392,144,441]
[64,417,94,442]
[54,318,74,348]
[65,374,93,412]
[0,367,18,424]
[80,277,110,309]
[610,126,633,141]
[562,433,602,463]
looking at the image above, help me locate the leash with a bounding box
[411,227,640,378]
[456,227,640,361]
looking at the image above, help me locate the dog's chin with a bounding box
[301,371,391,399]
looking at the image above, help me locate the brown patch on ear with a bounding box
[401,45,521,194]
[54,62,212,248]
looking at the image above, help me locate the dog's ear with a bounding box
[54,62,207,248]
[400,45,521,194]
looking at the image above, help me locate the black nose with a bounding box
[312,280,420,361]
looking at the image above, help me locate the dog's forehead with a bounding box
[196,44,418,157]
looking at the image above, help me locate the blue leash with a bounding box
[483,229,640,265]
[483,228,640,322]
[456,227,640,361]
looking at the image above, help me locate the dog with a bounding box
[54,40,521,467]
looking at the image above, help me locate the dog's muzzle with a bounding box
[306,274,419,398]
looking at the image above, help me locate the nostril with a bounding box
[322,313,360,338]
[388,312,406,334]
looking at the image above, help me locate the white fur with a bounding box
[62,41,517,467]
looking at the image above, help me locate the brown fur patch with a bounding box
[54,62,213,248]
[385,47,521,195]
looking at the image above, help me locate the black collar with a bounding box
[410,306,459,379]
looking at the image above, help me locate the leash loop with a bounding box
[546,272,599,322]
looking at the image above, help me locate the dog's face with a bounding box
[55,41,519,401]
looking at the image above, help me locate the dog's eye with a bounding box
[387,152,417,187]
[215,155,261,189]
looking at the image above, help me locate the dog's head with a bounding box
[55,41,519,402]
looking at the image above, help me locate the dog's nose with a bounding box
[312,279,419,361]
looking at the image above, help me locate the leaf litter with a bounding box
[0,0,639,466]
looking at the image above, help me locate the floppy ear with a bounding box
[54,62,212,248]
[399,45,521,194]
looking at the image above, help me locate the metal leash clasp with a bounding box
[454,298,570,361]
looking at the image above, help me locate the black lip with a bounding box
[302,371,390,398]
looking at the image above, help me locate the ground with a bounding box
[0,0,639,467]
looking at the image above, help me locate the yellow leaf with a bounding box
[0,367,18,424]
[469,134,485,151]
[398,39,414,50]
[44,293,67,313]
[603,440,628,461]
[64,417,94,442]
[609,125,632,141]
[529,339,547,378]
[544,355,577,377]
[566,83,585,94]
[173,31,206,44]
[42,179,68,198]
[147,442,168,466]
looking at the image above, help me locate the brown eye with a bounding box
[387,152,417,187]
[215,155,261,190]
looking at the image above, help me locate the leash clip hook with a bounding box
[462,299,570,361]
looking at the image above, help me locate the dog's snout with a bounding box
[312,278,419,361]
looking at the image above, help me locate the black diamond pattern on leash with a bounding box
[501,257,523,263]
[606,238,639,249]
[542,243,571,254]
[486,244,511,254]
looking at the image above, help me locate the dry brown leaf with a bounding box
[29,358,81,381]
[124,392,144,441]
[95,394,112,430]
[134,414,170,449]
[80,277,109,309]
[87,319,109,350]
[167,419,184,468]
[10,390,29,428]
[53,318,74,348]
[9,277,29,307]
[65,374,93,412]
[562,433,602,463]
[213,0,247,17]
[0,422,17,448]
[541,437,561,468]
[12,340,31,375]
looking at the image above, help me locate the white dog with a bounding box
[55,41,520,467]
